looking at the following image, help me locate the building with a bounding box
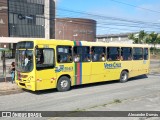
[0,1,97,58]
[0,0,55,48]
[55,18,96,42]
[96,33,133,44]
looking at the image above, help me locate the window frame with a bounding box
[73,46,91,63]
[107,47,121,61]
[121,47,132,61]
[56,45,73,63]
[144,48,149,60]
[133,47,143,60]
[36,48,55,70]
[91,46,106,62]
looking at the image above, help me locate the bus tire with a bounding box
[120,71,128,83]
[57,76,71,92]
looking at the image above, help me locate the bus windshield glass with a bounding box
[15,50,33,72]
[16,41,34,49]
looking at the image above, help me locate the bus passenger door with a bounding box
[35,45,57,90]
[73,46,91,85]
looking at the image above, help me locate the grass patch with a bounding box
[73,99,123,112]
[113,99,122,103]
[74,108,86,111]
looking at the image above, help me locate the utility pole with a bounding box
[2,51,6,82]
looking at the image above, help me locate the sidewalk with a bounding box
[0,81,23,96]
[0,58,14,82]
[0,76,23,96]
[0,58,23,95]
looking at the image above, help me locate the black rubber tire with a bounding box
[57,76,71,92]
[120,71,128,83]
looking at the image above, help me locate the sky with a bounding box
[55,0,160,35]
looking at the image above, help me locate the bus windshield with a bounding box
[15,50,33,72]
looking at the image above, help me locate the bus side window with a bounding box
[36,48,54,70]
[144,48,148,60]
[36,49,44,64]
[91,47,106,62]
[57,46,72,63]
[73,46,90,62]
[107,47,120,61]
[121,47,132,61]
[133,48,143,60]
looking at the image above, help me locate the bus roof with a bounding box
[19,39,150,48]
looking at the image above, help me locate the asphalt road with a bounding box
[150,59,160,69]
[0,73,160,120]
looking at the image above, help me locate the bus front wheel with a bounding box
[57,76,71,92]
[120,71,128,83]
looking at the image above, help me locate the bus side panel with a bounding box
[91,62,106,83]
[141,60,150,74]
[55,63,74,86]
[81,62,91,84]
[35,69,57,90]
[72,62,91,86]
[104,61,122,81]
[129,60,147,78]
[120,61,133,78]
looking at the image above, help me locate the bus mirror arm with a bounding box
[34,48,38,58]
[34,45,38,57]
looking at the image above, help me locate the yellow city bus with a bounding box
[15,40,150,92]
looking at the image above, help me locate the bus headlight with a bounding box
[27,76,33,81]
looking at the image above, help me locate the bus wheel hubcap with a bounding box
[61,80,68,88]
[122,74,127,80]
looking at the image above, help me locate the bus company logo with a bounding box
[104,62,121,69]
[55,65,73,73]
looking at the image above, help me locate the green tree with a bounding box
[128,30,147,44]
[148,32,160,55]
[128,33,138,44]
[138,30,147,44]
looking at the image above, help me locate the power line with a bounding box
[3,1,160,27]
[1,1,160,33]
[109,0,160,14]
[57,7,160,25]
[3,1,160,25]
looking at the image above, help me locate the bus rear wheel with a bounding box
[57,76,71,92]
[120,71,128,83]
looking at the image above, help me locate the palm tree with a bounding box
[148,32,160,55]
[128,33,138,44]
[138,30,147,44]
[128,30,147,44]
